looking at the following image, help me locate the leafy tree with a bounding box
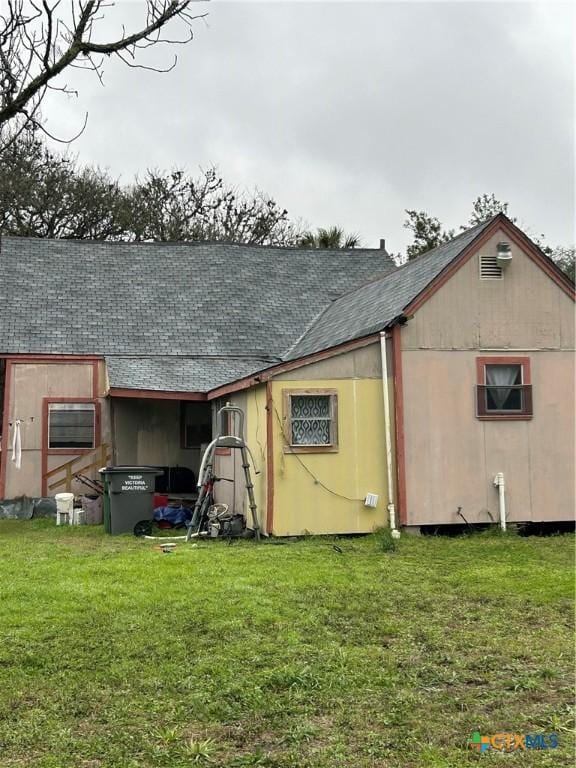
[467,196,574,281]
[403,194,574,282]
[298,226,360,249]
[466,193,515,227]
[404,194,511,260]
[403,210,454,260]
[0,1,205,148]
[548,246,575,282]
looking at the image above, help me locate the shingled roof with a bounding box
[286,218,495,360]
[106,356,278,393]
[1,219,516,393]
[0,237,394,391]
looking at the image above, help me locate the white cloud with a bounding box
[42,0,574,250]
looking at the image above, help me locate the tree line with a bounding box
[0,133,362,248]
[0,3,571,275]
[402,194,574,280]
[0,134,573,279]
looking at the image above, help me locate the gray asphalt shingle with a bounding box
[0,238,395,356]
[0,237,394,391]
[287,220,494,359]
[0,222,497,391]
[106,356,274,393]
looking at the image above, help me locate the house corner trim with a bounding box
[391,325,407,525]
[265,380,274,535]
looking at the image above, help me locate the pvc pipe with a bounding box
[380,332,400,538]
[197,436,260,488]
[494,472,506,531]
[196,438,218,487]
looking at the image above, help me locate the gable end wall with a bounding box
[400,228,575,525]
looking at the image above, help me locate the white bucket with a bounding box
[72,508,86,526]
[55,493,74,526]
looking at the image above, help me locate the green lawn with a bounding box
[0,521,573,767]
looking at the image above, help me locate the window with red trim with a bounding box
[476,358,532,419]
[48,402,96,448]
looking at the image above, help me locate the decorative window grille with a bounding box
[291,395,331,444]
[48,403,95,449]
[480,253,503,280]
[283,390,338,451]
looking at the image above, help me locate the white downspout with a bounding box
[380,331,400,539]
[493,472,506,531]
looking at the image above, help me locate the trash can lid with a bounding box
[98,466,163,475]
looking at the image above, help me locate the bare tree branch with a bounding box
[37,109,88,143]
[115,48,177,74]
[0,0,207,148]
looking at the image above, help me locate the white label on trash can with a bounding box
[121,475,148,491]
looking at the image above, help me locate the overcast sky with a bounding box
[43,0,574,252]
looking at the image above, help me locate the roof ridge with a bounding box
[282,301,338,360]
[315,217,496,305]
[403,216,496,262]
[0,234,392,256]
[104,353,280,360]
[286,217,500,361]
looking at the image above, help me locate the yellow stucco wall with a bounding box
[269,377,390,536]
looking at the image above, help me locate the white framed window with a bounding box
[283,389,338,453]
[48,403,96,449]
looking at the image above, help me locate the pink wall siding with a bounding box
[401,229,575,525]
[402,350,574,524]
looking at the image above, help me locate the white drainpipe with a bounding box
[493,472,507,531]
[380,331,400,538]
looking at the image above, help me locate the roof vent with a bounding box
[480,253,503,280]
[496,241,513,269]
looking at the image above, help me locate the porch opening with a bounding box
[111,397,213,498]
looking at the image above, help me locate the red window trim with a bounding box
[0,359,99,499]
[43,397,101,456]
[475,356,532,421]
[476,356,531,385]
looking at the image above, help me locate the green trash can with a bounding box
[98,466,162,535]
[101,473,111,532]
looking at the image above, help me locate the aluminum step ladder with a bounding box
[186,404,261,541]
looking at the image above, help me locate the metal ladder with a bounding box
[187,405,261,541]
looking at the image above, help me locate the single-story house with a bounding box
[0,213,573,534]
